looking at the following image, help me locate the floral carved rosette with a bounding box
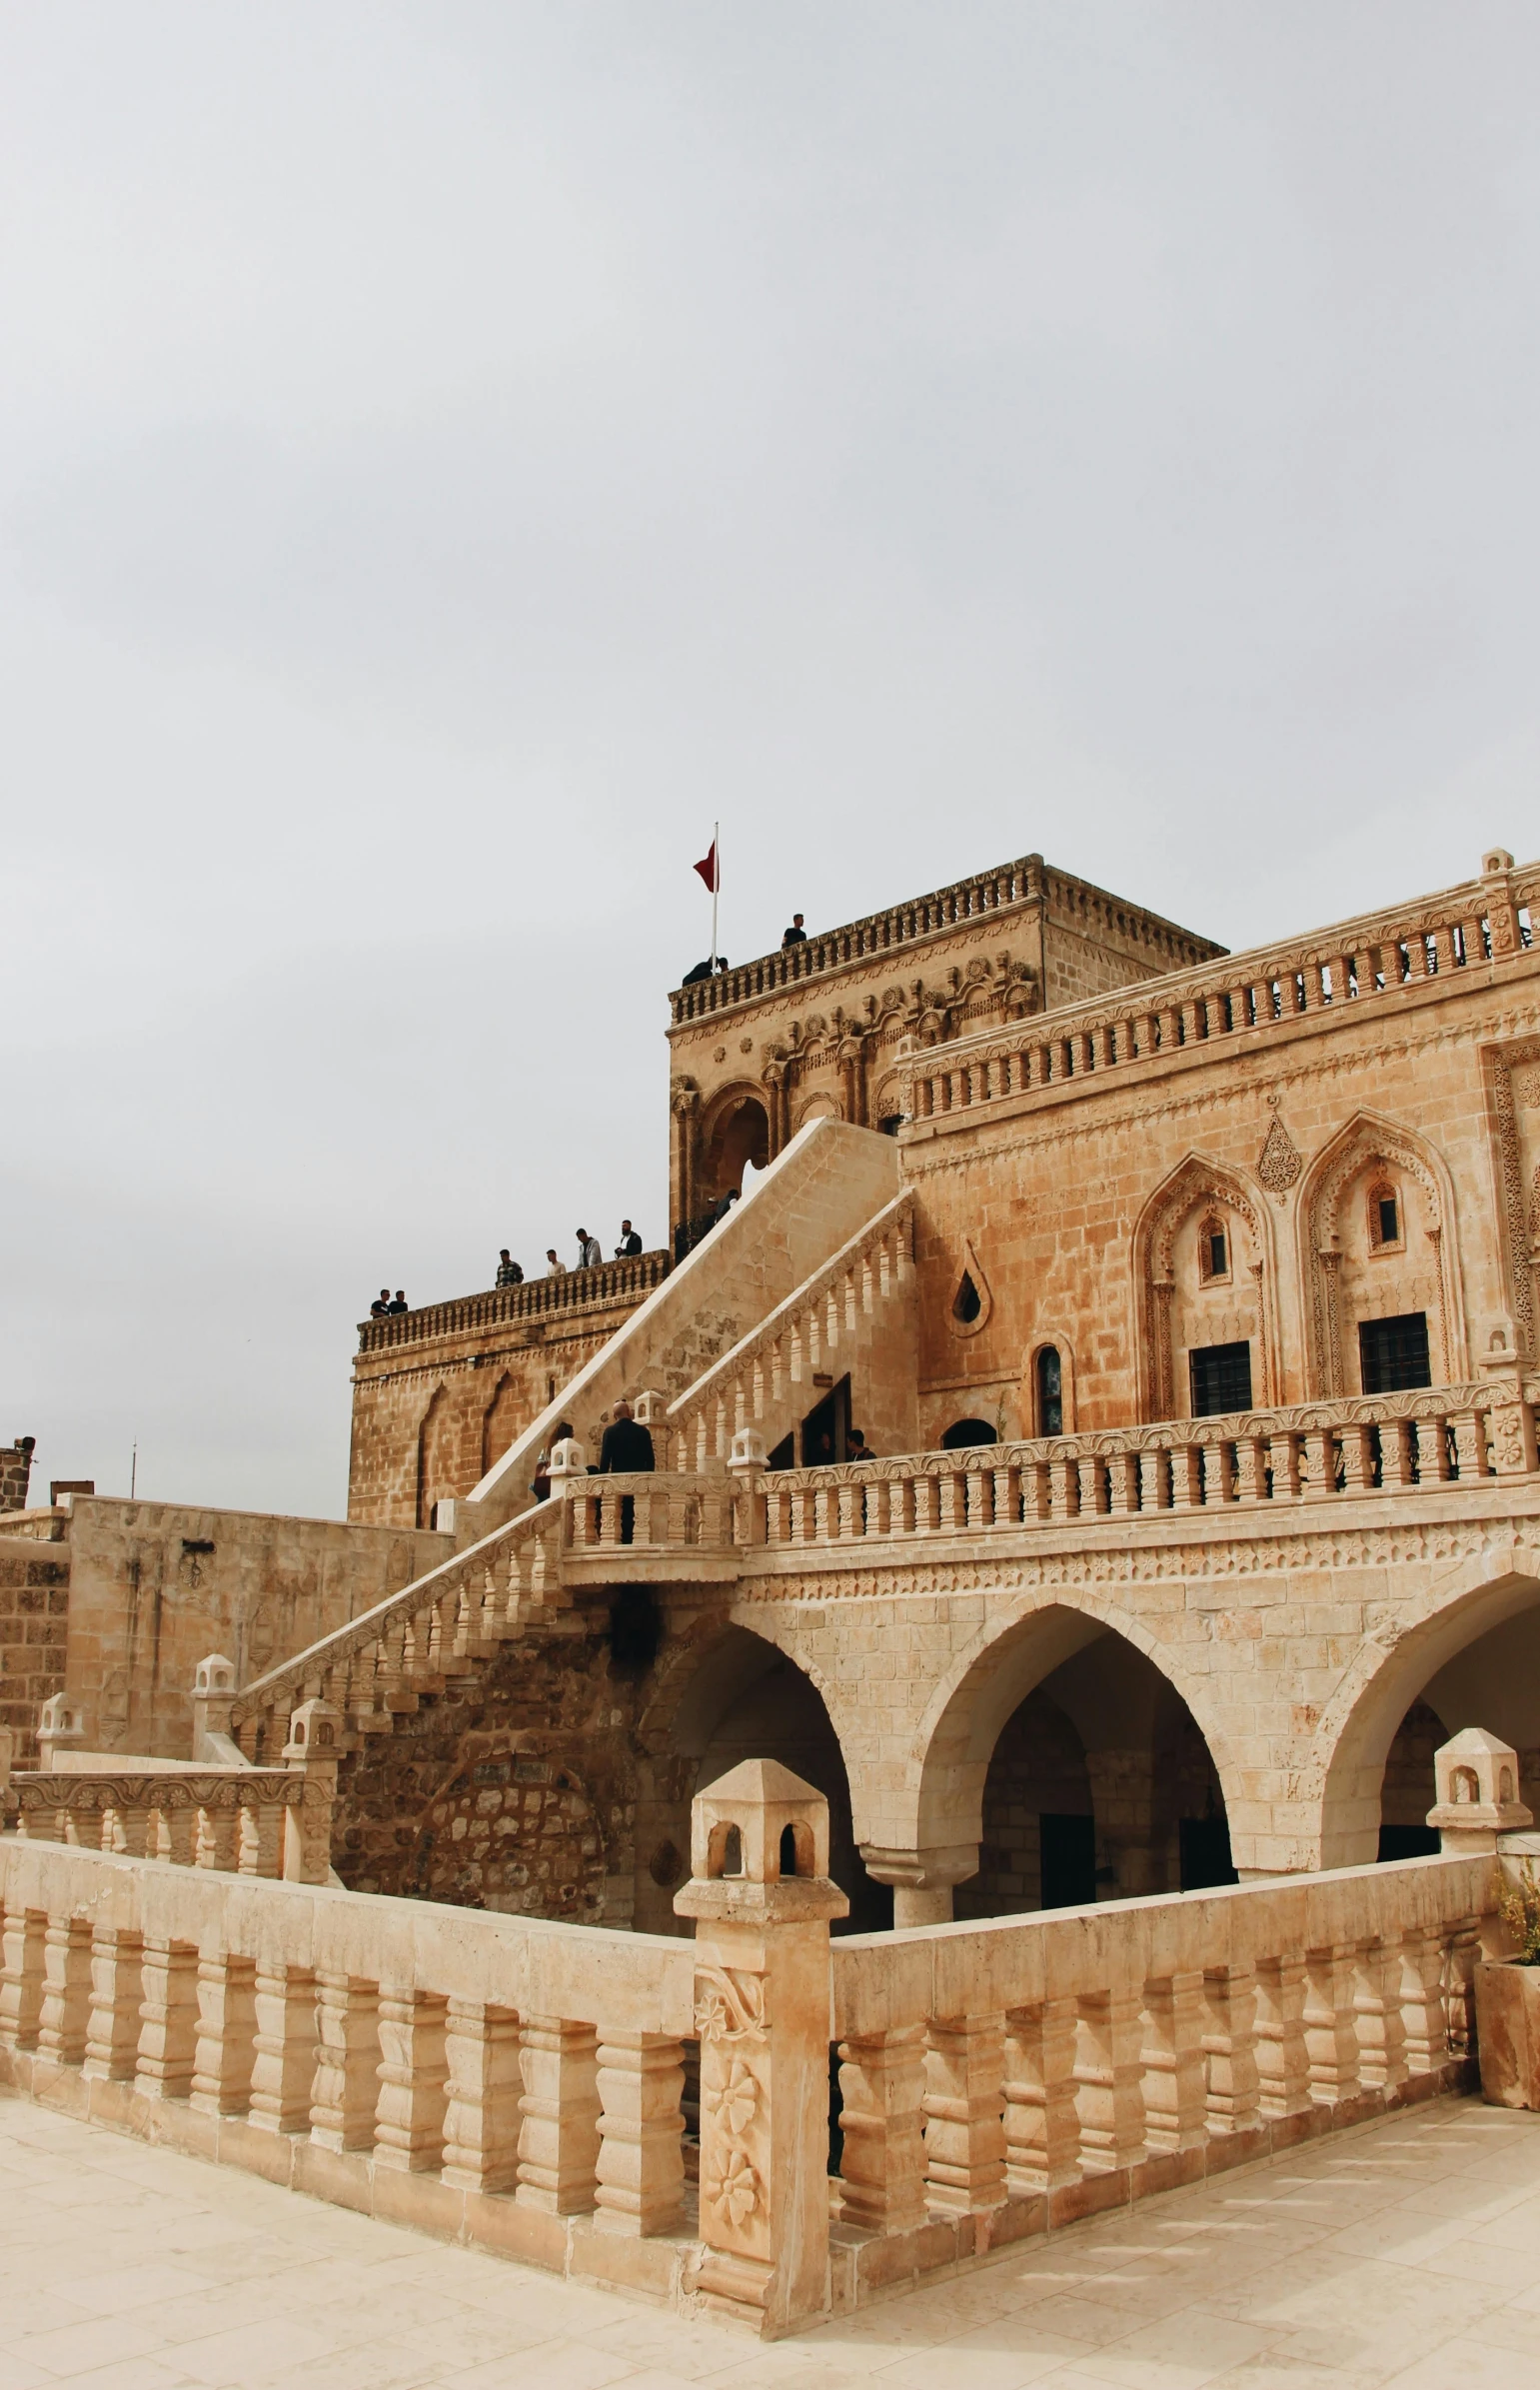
[695,1965,770,2246]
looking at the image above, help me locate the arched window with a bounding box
[1368,1180,1403,1251]
[1036,1345,1063,1437]
[1197,1210,1230,1284]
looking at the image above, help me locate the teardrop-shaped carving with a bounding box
[949,1237,993,1337]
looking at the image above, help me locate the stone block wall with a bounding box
[59,1497,451,1758]
[0,1533,70,1761]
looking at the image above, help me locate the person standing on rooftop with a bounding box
[616,1219,642,1256]
[782,913,807,947]
[577,1227,602,1268]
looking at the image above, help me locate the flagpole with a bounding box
[712,819,720,971]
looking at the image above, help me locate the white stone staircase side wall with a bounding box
[461,1119,901,1532]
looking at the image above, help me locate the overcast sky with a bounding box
[3,2,1537,1518]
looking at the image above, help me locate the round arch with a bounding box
[696,1082,771,1212]
[905,1589,1245,1864]
[1313,1543,1540,1867]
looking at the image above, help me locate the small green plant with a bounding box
[1499,1860,1540,1964]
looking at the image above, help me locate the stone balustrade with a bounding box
[357,1250,671,1353]
[904,853,1536,1133]
[664,1192,914,1471]
[0,1758,1505,2335]
[1,1691,339,1883]
[733,1382,1538,1550]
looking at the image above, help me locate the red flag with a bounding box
[693,840,719,893]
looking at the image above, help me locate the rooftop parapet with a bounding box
[357,1248,670,1354]
[668,852,1223,1026]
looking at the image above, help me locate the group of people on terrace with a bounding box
[679,912,808,986]
[495,1220,645,1288]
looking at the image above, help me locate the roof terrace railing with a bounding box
[357,1249,670,1354]
[669,853,1221,1026]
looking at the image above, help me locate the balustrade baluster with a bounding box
[1049,1455,1079,1522]
[150,1804,196,1865]
[1303,1944,1360,2106]
[442,2000,522,2192]
[310,1973,380,2151]
[1109,1450,1141,1515]
[594,2030,686,2236]
[249,1965,318,2136]
[923,2013,1007,2214]
[991,1461,1020,1526]
[0,1902,44,2054]
[136,1938,200,2099]
[1002,1998,1080,2196]
[1234,1435,1270,1505]
[836,2024,927,2233]
[1396,1926,1448,2076]
[36,1912,92,2066]
[84,1927,144,2085]
[191,1953,256,2117]
[1300,1427,1340,1502]
[1202,1965,1260,2138]
[1170,1442,1204,1510]
[196,1802,239,1872]
[1339,1424,1376,1496]
[1073,1990,1146,2174]
[1381,1418,1416,1489]
[517,2014,601,2213]
[1353,1938,1407,2096]
[964,1466,992,1528]
[375,1988,449,2172]
[1140,1971,1206,2158]
[1253,1954,1310,2120]
[1449,1407,1491,1479]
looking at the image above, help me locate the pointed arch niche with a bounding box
[1298,1111,1467,1395]
[1133,1157,1276,1422]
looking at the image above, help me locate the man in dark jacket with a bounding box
[599,1399,655,1473]
[598,1398,654,1544]
[616,1219,643,1256]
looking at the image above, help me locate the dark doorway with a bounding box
[1377,1823,1440,1861]
[1039,1812,1096,1909]
[800,1375,850,1467]
[1190,1339,1253,1416]
[1178,1815,1238,1890]
[1359,1312,1431,1394]
[940,1416,997,1449]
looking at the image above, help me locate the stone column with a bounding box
[516,2016,601,2212]
[676,1758,847,2338]
[442,2001,522,2192]
[858,1842,979,1928]
[835,2024,927,2233]
[594,2030,686,2235]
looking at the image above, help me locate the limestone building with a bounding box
[10,843,1540,1944]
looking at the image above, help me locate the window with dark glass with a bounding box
[1207,1228,1227,1277]
[1377,1194,1399,1245]
[1358,1312,1431,1394]
[952,1270,982,1324]
[1036,1345,1063,1436]
[1189,1340,1252,1416]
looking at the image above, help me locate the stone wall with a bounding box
[904,924,1538,1448]
[0,1531,70,1762]
[60,1496,450,1758]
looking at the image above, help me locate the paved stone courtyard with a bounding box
[3,2090,1540,2389]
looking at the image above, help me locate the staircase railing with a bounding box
[227,1498,567,1761]
[665,1191,914,1470]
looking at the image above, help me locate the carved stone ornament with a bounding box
[703,2143,761,2228]
[694,1964,770,2043]
[1257,1109,1302,1197]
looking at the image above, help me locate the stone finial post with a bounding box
[728,1428,768,1547]
[632,1389,668,1429]
[1427,1726,1533,1855]
[35,1693,86,1771]
[675,1760,847,2338]
[281,1698,342,1884]
[191,1653,237,1762]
